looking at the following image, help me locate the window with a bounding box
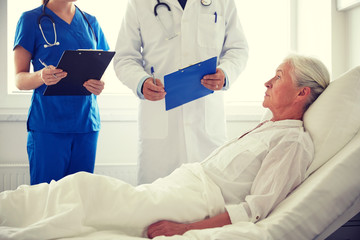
[227,1,291,103]
[4,0,292,113]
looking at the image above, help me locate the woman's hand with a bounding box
[14,45,68,90]
[83,79,105,95]
[40,66,67,86]
[147,220,189,239]
[147,212,231,239]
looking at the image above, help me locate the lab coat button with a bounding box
[256,216,260,220]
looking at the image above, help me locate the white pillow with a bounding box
[304,66,360,177]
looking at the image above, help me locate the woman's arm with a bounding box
[147,211,231,239]
[14,46,66,90]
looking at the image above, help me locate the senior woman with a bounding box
[0,54,330,240]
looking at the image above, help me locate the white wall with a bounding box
[331,0,360,77]
[297,0,333,73]
[346,6,360,69]
[0,115,260,166]
[295,0,360,79]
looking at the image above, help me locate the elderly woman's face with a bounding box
[263,62,300,112]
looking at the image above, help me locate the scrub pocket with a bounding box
[197,13,225,50]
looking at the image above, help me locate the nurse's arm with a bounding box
[14,46,66,90]
[147,211,231,238]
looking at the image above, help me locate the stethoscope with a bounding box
[37,2,97,48]
[153,0,212,39]
[154,0,212,16]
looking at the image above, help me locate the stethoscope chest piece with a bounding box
[201,0,212,6]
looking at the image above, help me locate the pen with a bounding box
[214,12,217,23]
[39,59,57,78]
[151,66,156,85]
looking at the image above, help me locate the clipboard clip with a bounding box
[76,49,104,56]
[76,49,104,51]
[179,61,202,72]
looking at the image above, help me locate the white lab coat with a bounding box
[114,0,248,184]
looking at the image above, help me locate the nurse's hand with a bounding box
[83,79,105,95]
[201,68,225,91]
[41,66,67,86]
[143,78,166,101]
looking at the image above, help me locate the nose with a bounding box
[265,78,273,88]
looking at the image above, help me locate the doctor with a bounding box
[114,0,248,184]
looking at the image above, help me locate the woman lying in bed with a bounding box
[0,54,330,240]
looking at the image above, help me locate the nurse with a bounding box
[14,0,109,185]
[114,0,249,184]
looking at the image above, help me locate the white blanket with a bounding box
[0,163,269,240]
[57,223,269,240]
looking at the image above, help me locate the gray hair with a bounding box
[284,54,330,110]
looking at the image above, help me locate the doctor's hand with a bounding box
[201,68,225,91]
[40,66,67,86]
[83,79,105,95]
[143,78,166,101]
[147,220,189,238]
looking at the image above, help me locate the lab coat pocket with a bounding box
[197,14,225,49]
[139,100,168,139]
[204,93,227,142]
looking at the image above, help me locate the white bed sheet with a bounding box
[57,222,269,240]
[0,168,269,240]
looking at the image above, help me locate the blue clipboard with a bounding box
[43,50,115,96]
[164,56,217,111]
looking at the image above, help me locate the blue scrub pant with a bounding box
[27,131,99,185]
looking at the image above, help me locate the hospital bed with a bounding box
[1,66,359,240]
[64,65,360,240]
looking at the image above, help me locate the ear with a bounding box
[298,87,311,97]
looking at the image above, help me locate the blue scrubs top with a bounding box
[14,6,109,133]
